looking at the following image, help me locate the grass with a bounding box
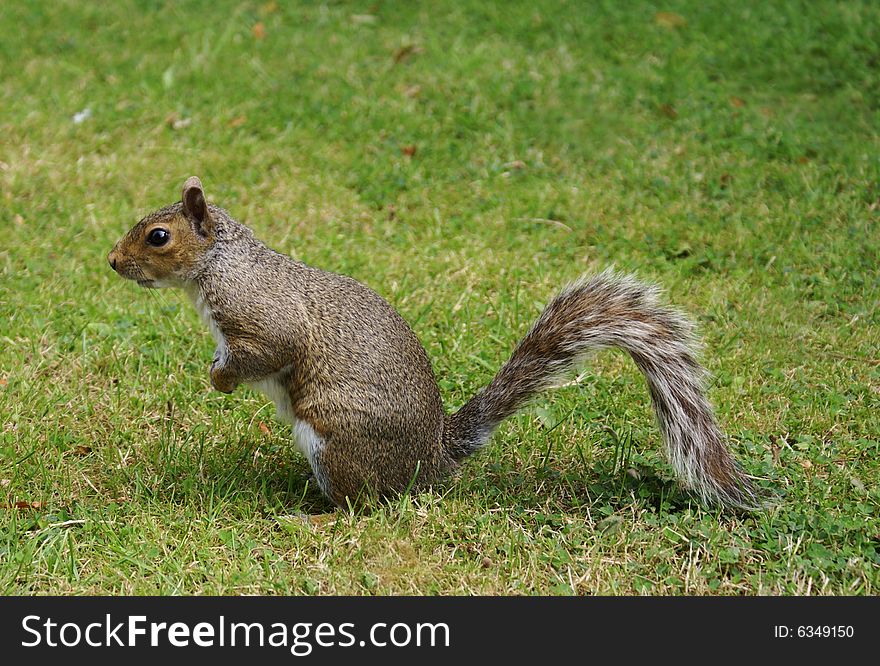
[0,0,878,595]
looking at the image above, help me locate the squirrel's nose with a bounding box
[108,250,118,271]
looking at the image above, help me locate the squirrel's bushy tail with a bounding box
[443,270,760,510]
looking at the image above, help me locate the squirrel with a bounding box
[108,176,760,510]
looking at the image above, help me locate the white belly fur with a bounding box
[187,286,229,364]
[186,286,323,464]
[248,375,324,462]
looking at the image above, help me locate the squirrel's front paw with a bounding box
[210,362,238,394]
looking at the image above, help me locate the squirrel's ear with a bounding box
[181,176,212,234]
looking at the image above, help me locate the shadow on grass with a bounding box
[455,457,697,516]
[108,425,710,519]
[110,435,336,515]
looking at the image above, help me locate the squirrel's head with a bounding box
[108,176,216,288]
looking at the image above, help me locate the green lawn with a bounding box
[1,0,878,595]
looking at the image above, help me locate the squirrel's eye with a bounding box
[147,228,170,247]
